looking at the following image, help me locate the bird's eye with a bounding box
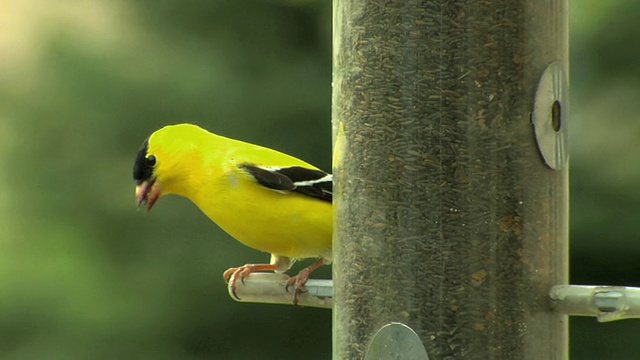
[146,155,156,167]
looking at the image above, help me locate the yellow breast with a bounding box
[192,171,333,260]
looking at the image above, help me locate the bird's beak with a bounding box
[135,178,162,212]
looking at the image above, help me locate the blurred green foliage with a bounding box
[1,0,639,359]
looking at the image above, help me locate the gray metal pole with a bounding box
[332,0,569,359]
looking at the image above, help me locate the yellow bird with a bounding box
[133,123,332,304]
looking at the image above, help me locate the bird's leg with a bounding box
[224,255,292,299]
[285,258,326,306]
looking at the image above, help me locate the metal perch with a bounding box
[227,273,333,309]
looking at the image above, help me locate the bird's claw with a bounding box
[223,263,280,300]
[285,269,312,306]
[224,266,254,300]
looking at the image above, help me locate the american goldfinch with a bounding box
[133,123,332,304]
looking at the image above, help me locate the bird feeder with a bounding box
[331,0,569,358]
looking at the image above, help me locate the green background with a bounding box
[1,1,639,359]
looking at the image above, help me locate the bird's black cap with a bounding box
[133,139,153,185]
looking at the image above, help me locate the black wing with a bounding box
[239,164,332,202]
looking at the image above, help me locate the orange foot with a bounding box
[285,258,325,306]
[224,263,279,300]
